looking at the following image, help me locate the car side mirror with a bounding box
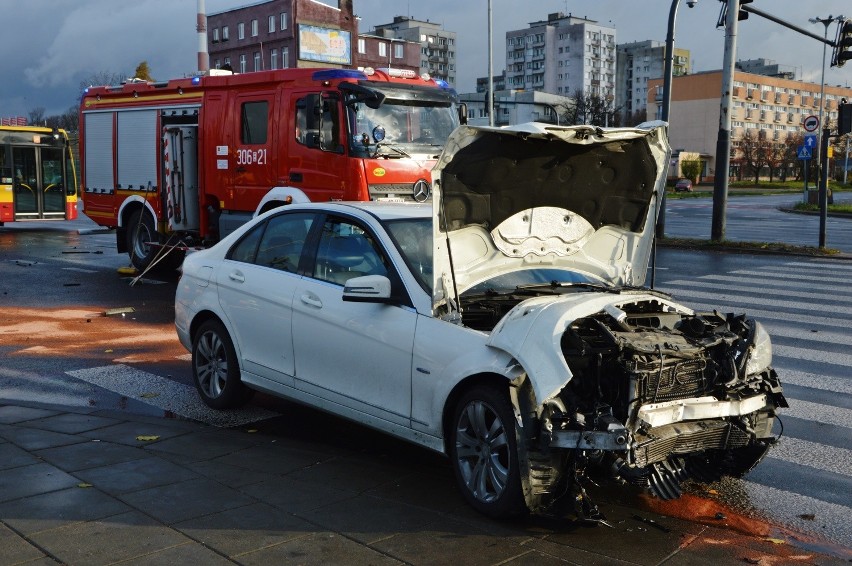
[342,274,393,303]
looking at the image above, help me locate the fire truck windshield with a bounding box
[347,97,459,158]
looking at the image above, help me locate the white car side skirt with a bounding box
[637,394,769,428]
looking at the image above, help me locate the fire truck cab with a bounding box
[79,67,464,270]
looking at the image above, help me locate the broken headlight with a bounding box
[744,321,772,375]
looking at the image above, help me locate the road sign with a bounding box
[804,134,817,148]
[804,115,820,132]
[797,146,812,160]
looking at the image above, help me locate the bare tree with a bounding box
[27,107,46,126]
[737,129,771,185]
[626,108,647,127]
[79,71,127,92]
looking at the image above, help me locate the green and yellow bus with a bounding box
[0,125,78,224]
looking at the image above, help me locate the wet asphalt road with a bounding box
[1,201,851,554]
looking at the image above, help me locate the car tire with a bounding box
[448,384,526,518]
[192,320,254,409]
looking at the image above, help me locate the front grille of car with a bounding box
[633,420,752,467]
[631,356,711,405]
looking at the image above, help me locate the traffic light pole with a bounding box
[711,0,740,242]
[819,127,829,248]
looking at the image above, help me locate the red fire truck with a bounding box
[79,67,464,269]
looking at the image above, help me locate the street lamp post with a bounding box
[656,0,697,239]
[809,16,837,183]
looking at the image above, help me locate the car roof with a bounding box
[285,201,431,221]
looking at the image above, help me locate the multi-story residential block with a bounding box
[735,58,797,80]
[647,70,852,180]
[355,33,420,75]
[459,89,573,126]
[369,16,457,86]
[207,0,356,73]
[505,12,616,98]
[615,40,689,123]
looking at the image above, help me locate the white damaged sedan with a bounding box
[175,122,786,521]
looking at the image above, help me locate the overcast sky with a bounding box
[2,0,850,120]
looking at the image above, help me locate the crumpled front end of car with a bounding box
[504,296,787,517]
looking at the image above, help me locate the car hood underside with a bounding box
[431,122,671,309]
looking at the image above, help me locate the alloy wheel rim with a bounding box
[455,399,510,503]
[195,331,227,398]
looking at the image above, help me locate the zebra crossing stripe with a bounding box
[689,273,845,294]
[66,364,278,428]
[659,288,852,316]
[658,297,852,330]
[768,436,852,477]
[716,269,850,285]
[781,369,852,395]
[664,279,852,304]
[778,398,852,429]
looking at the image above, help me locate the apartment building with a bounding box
[647,70,852,178]
[370,16,457,86]
[505,12,616,98]
[207,0,356,73]
[615,40,690,122]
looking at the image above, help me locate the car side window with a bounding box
[227,222,264,263]
[227,212,314,270]
[312,218,389,285]
[254,213,314,272]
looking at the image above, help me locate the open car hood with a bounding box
[431,122,671,313]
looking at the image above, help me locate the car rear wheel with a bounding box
[448,385,526,518]
[192,320,254,409]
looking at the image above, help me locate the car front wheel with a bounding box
[192,320,254,409]
[448,385,526,518]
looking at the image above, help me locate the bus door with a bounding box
[11,144,67,220]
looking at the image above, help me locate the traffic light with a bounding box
[832,18,852,67]
[738,0,753,21]
[838,100,852,135]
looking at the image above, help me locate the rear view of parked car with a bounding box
[675,178,693,192]
[175,122,786,522]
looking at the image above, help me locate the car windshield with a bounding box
[348,100,458,157]
[384,218,433,292]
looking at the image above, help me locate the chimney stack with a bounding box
[197,0,209,72]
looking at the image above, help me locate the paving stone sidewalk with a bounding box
[0,402,846,566]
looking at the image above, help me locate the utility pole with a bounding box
[711,0,740,241]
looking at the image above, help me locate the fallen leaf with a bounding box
[104,349,113,353]
[136,435,160,442]
[139,392,160,399]
[765,538,785,545]
[707,489,719,495]
[77,483,93,488]
[246,429,258,433]
[798,513,815,520]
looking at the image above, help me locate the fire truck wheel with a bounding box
[126,209,186,272]
[192,319,255,409]
[127,209,158,271]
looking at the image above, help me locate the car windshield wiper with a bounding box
[515,281,622,294]
[372,142,410,159]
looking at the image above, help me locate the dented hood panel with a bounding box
[486,292,692,406]
[432,122,671,306]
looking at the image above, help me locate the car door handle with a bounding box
[289,172,303,183]
[228,271,245,283]
[300,294,322,308]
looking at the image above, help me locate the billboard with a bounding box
[298,24,352,65]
